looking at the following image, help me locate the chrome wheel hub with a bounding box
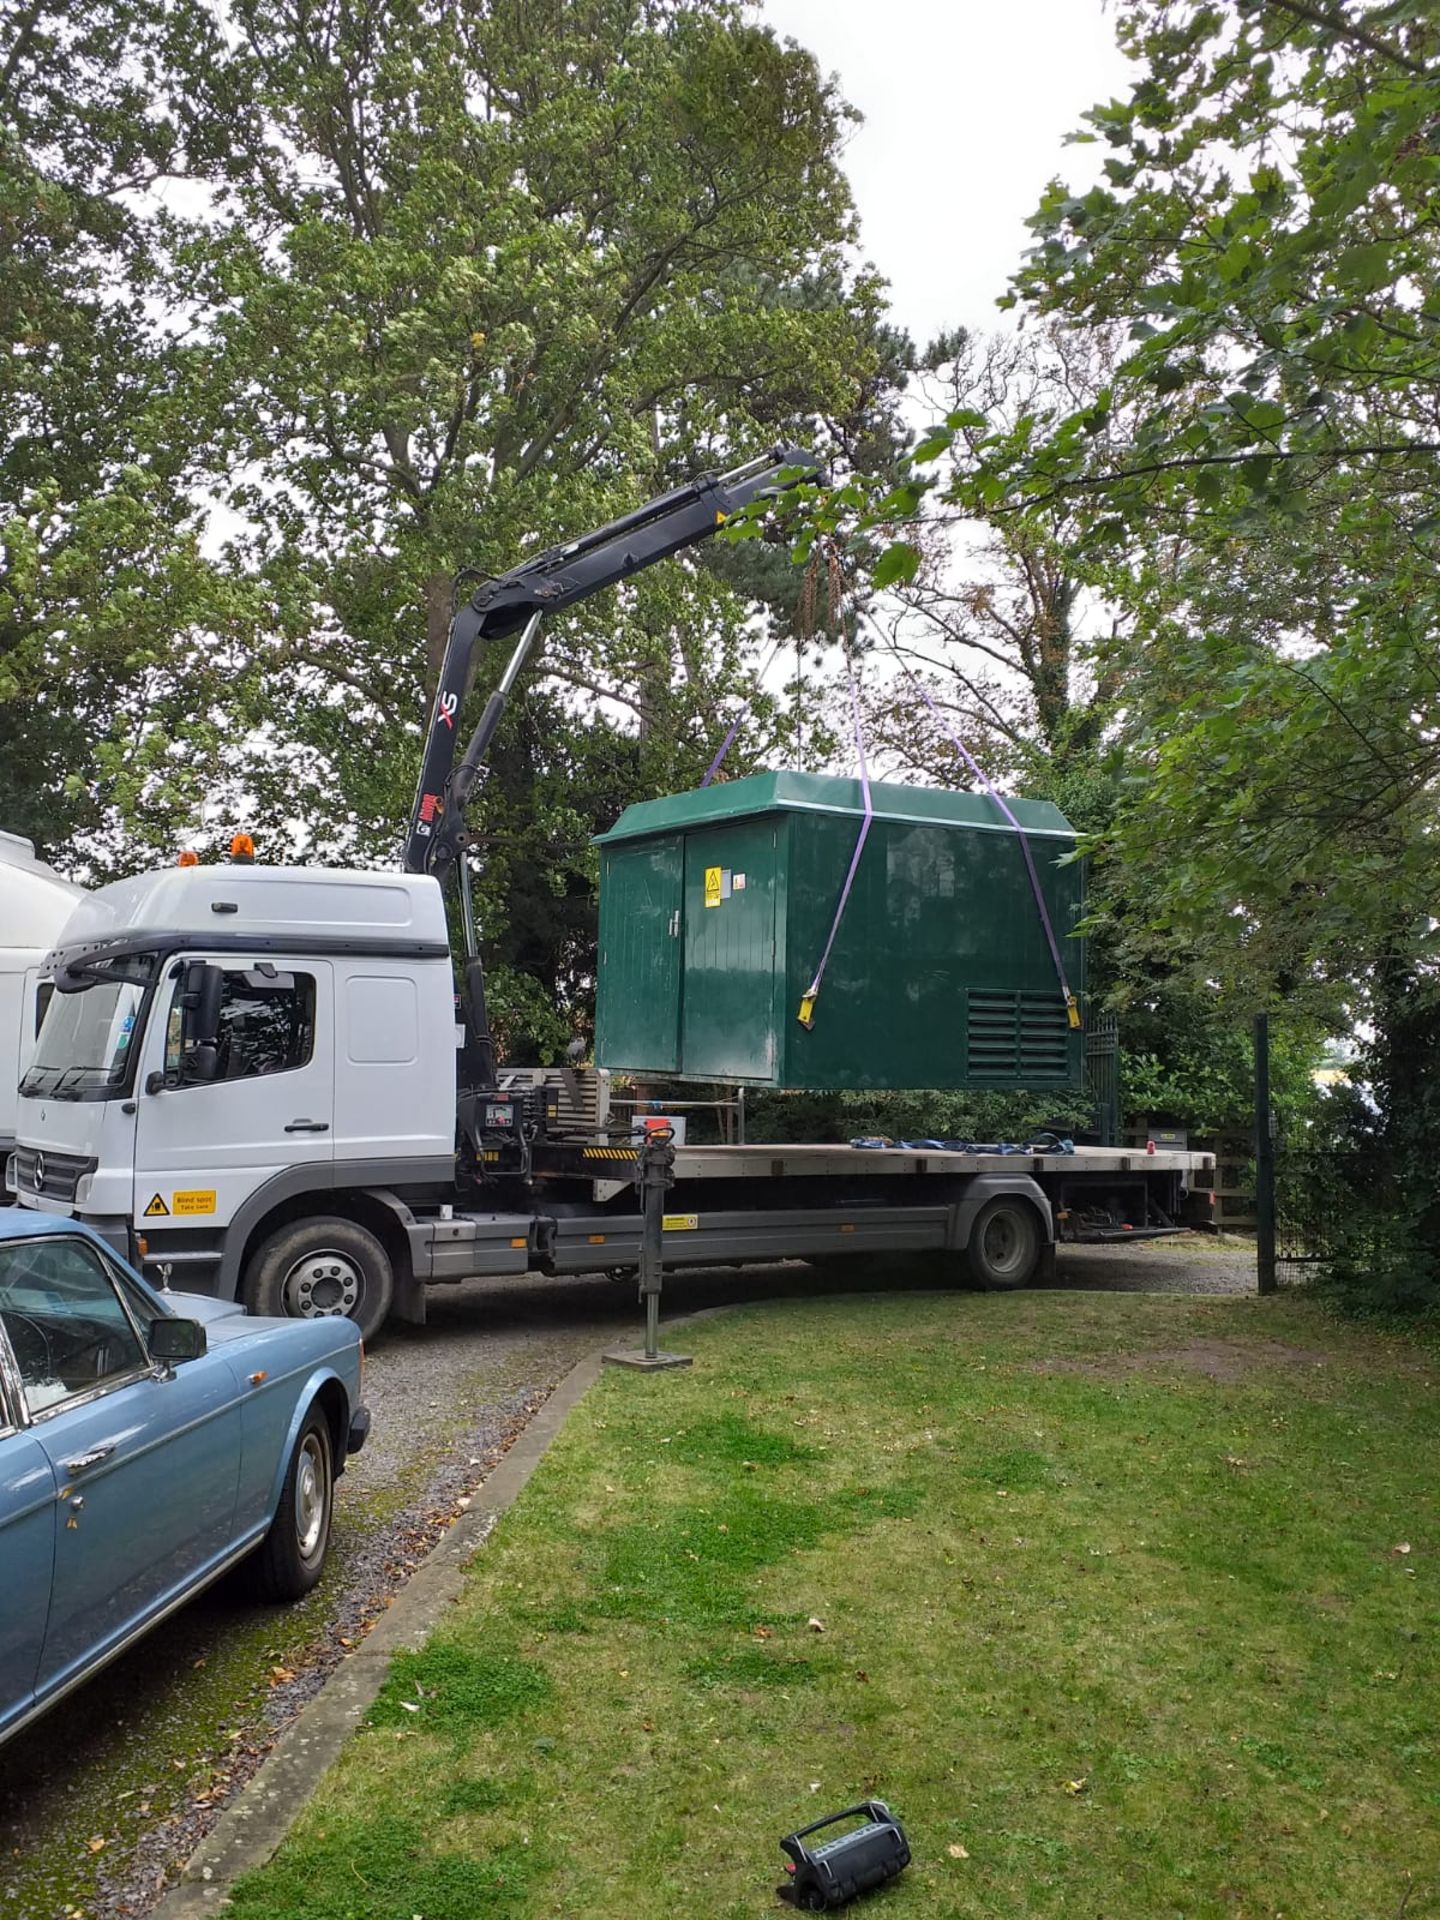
[282,1250,362,1318]
[295,1433,326,1559]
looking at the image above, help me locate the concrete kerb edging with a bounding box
[147,1286,989,1917]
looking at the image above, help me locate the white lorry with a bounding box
[7,456,1212,1334]
[0,832,83,1194]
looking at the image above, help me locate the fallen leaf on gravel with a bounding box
[86,1836,106,1852]
[269,1666,295,1685]
[947,1843,970,1859]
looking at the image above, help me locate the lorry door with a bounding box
[133,956,335,1234]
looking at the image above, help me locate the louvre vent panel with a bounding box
[968,991,1070,1082]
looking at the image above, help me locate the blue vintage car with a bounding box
[0,1209,369,1745]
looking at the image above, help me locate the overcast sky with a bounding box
[759,0,1132,352]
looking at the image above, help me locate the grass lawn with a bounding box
[229,1289,1440,1920]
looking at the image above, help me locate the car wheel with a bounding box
[243,1216,394,1342]
[249,1405,334,1602]
[962,1197,1044,1290]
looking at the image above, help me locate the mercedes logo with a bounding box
[32,1152,45,1193]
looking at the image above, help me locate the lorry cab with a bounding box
[0,832,84,1194]
[9,863,460,1328]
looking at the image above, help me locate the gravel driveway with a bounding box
[0,1232,1255,1919]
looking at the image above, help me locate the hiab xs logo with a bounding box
[437,690,459,729]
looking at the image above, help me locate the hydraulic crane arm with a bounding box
[403,445,818,884]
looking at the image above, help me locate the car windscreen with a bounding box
[20,961,156,1101]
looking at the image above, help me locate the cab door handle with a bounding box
[284,1119,330,1133]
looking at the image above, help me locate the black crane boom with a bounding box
[401,444,818,1094]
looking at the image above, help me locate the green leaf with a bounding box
[871,541,923,589]
[910,429,954,465]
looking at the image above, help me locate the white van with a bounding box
[0,831,83,1191]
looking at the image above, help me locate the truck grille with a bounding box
[10,1146,97,1204]
[967,991,1071,1083]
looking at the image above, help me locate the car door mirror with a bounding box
[148,1316,207,1362]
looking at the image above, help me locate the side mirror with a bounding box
[148,1316,208,1363]
[180,961,224,1042]
[179,963,224,1084]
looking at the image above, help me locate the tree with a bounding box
[0,0,230,865]
[856,324,1135,819]
[849,0,1437,1285]
[147,0,906,1049]
[911,0,1440,1007]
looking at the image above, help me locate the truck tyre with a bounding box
[248,1404,334,1601]
[243,1216,394,1343]
[962,1197,1043,1291]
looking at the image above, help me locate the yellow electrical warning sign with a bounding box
[704,865,722,909]
[663,1213,699,1232]
[143,1193,170,1218]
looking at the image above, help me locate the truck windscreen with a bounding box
[21,956,157,1101]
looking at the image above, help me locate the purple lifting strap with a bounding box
[911,677,1077,1019]
[798,664,873,1025]
[700,637,787,788]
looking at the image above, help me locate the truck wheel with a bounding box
[244,1216,394,1342]
[963,1197,1043,1291]
[248,1404,334,1601]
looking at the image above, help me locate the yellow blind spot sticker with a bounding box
[704,865,723,908]
[172,1190,217,1216]
[143,1193,169,1218]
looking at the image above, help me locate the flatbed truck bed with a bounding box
[431,1138,1219,1300]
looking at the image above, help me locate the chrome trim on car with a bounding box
[0,1319,27,1431]
[22,1363,161,1426]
